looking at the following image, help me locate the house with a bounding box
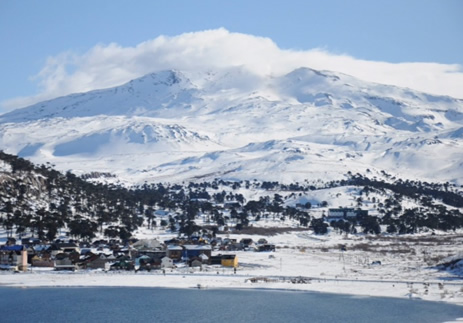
[221,254,238,268]
[181,245,212,260]
[31,255,53,268]
[133,249,166,269]
[80,253,116,270]
[327,208,368,221]
[167,245,183,261]
[0,245,28,271]
[29,245,52,266]
[78,252,100,268]
[54,253,77,271]
[110,256,134,271]
[210,254,238,267]
[161,256,174,269]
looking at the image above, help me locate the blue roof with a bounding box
[0,245,25,251]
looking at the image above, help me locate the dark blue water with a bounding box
[0,287,462,323]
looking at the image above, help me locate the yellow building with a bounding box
[221,254,238,268]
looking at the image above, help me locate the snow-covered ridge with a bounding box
[0,67,462,185]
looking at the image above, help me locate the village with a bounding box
[0,233,278,273]
[2,217,463,306]
[0,206,367,274]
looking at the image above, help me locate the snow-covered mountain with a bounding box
[1,67,462,185]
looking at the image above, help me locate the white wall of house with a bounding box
[161,256,174,268]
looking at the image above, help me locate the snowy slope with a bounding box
[1,67,462,185]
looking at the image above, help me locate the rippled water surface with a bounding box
[1,287,462,322]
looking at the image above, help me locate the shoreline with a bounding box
[2,270,463,306]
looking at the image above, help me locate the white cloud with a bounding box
[2,28,463,110]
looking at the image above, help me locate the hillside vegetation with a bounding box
[1,151,463,243]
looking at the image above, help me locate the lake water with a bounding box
[0,287,462,323]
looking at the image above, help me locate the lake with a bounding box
[0,287,462,322]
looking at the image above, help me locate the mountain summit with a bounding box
[1,67,462,185]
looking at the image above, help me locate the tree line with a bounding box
[0,151,462,242]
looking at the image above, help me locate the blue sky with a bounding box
[1,0,462,111]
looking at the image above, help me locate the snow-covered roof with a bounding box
[167,245,183,250]
[33,245,49,252]
[183,244,211,250]
[132,239,162,249]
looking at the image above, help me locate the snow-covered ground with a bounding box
[2,230,463,307]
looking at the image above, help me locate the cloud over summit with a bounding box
[3,28,463,110]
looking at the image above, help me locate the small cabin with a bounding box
[221,254,238,268]
[161,256,174,269]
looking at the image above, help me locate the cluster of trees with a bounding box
[325,173,463,235]
[0,152,144,241]
[346,173,463,208]
[329,215,381,235]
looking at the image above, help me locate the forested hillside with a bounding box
[1,151,462,242]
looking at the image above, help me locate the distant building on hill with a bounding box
[327,208,368,221]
